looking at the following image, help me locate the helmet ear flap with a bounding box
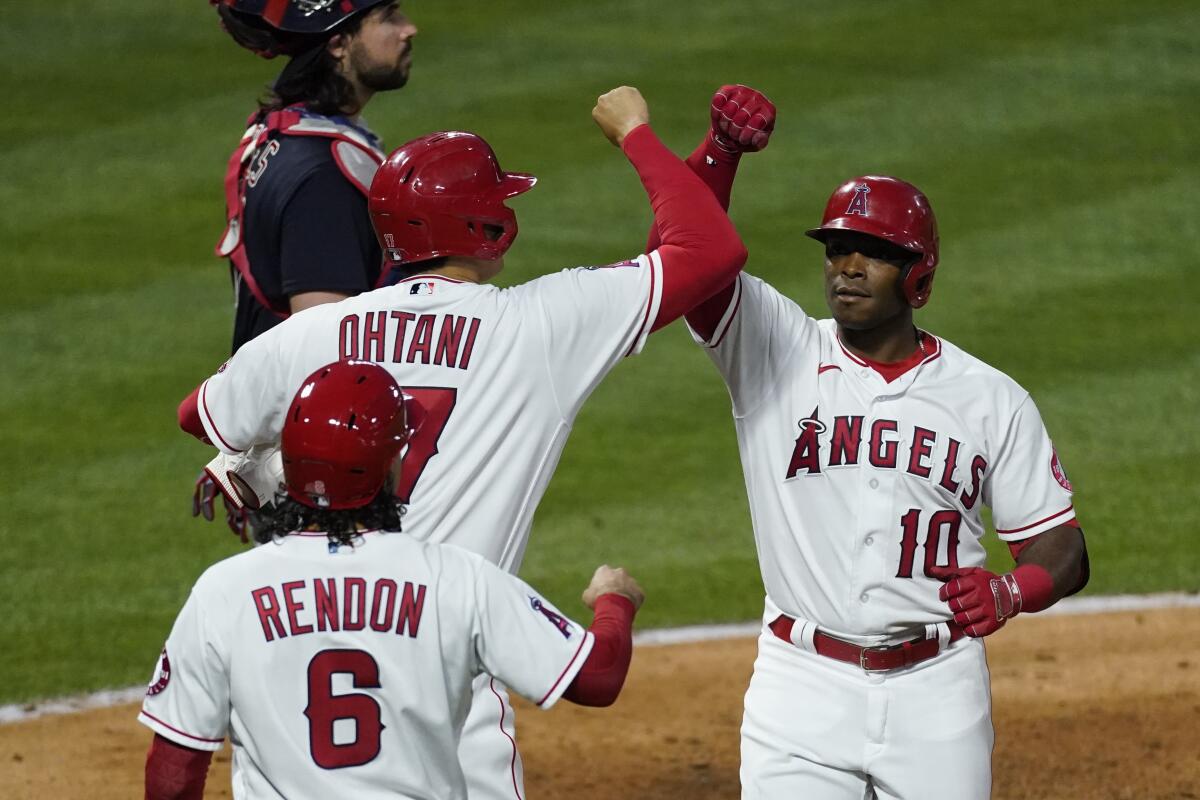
[906,266,936,308]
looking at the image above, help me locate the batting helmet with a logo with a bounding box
[805,176,940,308]
[368,131,537,267]
[281,360,409,510]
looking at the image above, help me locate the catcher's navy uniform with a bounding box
[217,105,390,352]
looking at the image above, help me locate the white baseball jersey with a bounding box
[692,273,1075,638]
[139,531,594,800]
[198,257,662,571]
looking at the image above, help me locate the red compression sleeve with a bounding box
[643,132,743,341]
[621,125,747,332]
[145,734,212,800]
[177,384,211,445]
[563,594,637,707]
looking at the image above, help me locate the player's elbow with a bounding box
[700,228,747,281]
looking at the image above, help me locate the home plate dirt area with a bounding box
[1,607,1197,799]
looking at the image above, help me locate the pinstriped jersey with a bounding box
[691,273,1075,637]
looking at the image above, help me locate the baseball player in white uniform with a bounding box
[176,86,753,799]
[655,97,1088,798]
[144,361,645,800]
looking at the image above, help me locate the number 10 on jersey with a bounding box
[896,508,963,579]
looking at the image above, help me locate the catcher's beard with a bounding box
[350,42,411,92]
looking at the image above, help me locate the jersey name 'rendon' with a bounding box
[199,257,662,572]
[139,532,592,800]
[693,273,1074,637]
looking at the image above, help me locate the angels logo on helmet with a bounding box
[845,183,871,216]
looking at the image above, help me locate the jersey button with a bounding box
[869,478,879,489]
[859,592,870,603]
[859,369,871,379]
[865,536,875,546]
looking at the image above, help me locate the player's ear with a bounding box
[326,33,349,61]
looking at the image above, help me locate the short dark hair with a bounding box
[260,14,369,115]
[387,257,449,282]
[253,490,405,547]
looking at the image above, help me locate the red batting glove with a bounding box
[938,567,1023,638]
[710,84,777,154]
[191,472,251,543]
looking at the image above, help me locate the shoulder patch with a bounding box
[1051,448,1073,492]
[529,597,572,639]
[147,648,172,696]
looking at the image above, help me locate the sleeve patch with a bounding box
[147,647,172,696]
[529,597,574,639]
[1051,448,1073,491]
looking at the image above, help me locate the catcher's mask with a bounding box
[368,131,537,267]
[281,360,409,510]
[806,176,940,308]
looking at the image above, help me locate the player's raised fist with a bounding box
[710,84,776,153]
[592,86,650,147]
[582,564,646,610]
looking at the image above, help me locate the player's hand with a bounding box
[192,472,251,543]
[582,564,645,611]
[710,84,776,153]
[938,567,1021,638]
[592,86,650,147]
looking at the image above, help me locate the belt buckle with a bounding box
[858,645,892,672]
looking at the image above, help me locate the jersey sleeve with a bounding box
[517,253,663,417]
[985,394,1076,540]
[470,560,595,710]
[686,273,819,417]
[278,160,377,298]
[197,324,294,454]
[137,579,230,751]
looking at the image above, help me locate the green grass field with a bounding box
[1,0,1197,705]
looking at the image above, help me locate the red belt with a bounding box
[769,615,965,672]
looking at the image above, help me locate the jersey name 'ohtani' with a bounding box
[338,311,482,370]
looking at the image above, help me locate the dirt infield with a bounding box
[2,607,1197,799]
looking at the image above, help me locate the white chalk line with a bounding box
[3,591,1197,725]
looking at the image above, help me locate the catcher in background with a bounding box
[662,92,1089,797]
[196,0,417,538]
[142,360,645,800]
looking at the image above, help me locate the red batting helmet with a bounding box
[805,176,940,308]
[211,0,391,58]
[281,360,409,510]
[368,131,537,267]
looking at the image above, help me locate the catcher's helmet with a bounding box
[281,360,409,510]
[368,131,537,267]
[211,0,391,58]
[805,176,940,308]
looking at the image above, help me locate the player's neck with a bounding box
[421,258,503,284]
[837,313,920,364]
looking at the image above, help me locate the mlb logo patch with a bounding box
[410,281,435,296]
